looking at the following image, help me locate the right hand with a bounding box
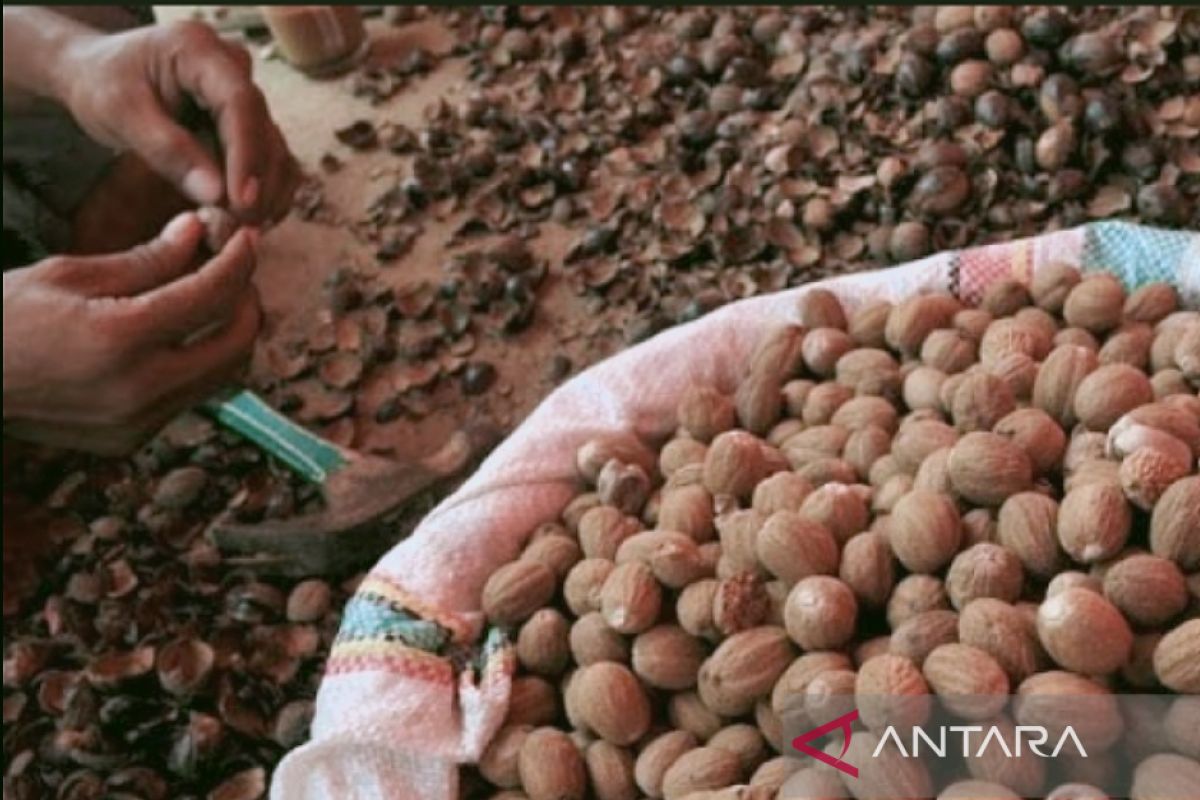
[56,20,298,224]
[2,212,262,455]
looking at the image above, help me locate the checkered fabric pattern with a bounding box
[1083,221,1199,288]
[952,227,1089,304]
[953,222,1199,306]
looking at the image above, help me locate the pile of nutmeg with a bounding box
[468,266,1199,800]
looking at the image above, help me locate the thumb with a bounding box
[82,212,206,298]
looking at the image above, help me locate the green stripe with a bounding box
[204,389,346,483]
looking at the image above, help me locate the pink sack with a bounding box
[272,222,1199,799]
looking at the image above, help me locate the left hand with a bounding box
[3,212,262,455]
[54,20,298,225]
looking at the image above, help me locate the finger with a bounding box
[223,38,254,75]
[126,94,224,205]
[261,135,301,226]
[174,48,272,219]
[59,212,205,297]
[94,289,259,431]
[115,228,257,343]
[140,286,262,393]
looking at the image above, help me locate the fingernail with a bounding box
[183,168,222,204]
[242,177,260,209]
[162,212,201,243]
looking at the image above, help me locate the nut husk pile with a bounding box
[352,6,1197,348]
[468,272,1200,800]
[258,238,535,447]
[2,419,338,800]
[300,4,1200,443]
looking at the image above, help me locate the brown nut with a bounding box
[597,459,652,515]
[585,740,636,800]
[564,558,615,617]
[703,431,770,498]
[600,562,662,634]
[783,576,858,650]
[948,432,1034,506]
[677,386,737,443]
[1036,588,1133,676]
[994,408,1067,476]
[889,490,963,574]
[712,572,770,637]
[1033,345,1099,428]
[519,727,587,800]
[1103,554,1188,628]
[570,612,630,666]
[523,534,582,580]
[836,348,902,397]
[951,372,1016,432]
[799,289,848,331]
[997,493,1063,579]
[980,278,1032,317]
[1073,364,1154,431]
[1063,275,1126,333]
[578,435,656,485]
[849,301,893,348]
[635,730,697,798]
[481,724,531,789]
[959,598,1042,683]
[578,507,640,560]
[1030,262,1082,313]
[517,609,571,676]
[573,662,652,745]
[945,543,1024,609]
[755,511,839,584]
[698,626,794,716]
[855,653,931,732]
[657,485,716,542]
[660,746,742,800]
[887,574,950,629]
[885,294,962,356]
[1149,477,1200,570]
[750,472,813,516]
[1154,619,1200,693]
[1058,483,1132,564]
[838,531,895,609]
[923,643,1010,720]
[631,625,707,691]
[677,579,721,642]
[890,609,960,668]
[1120,444,1192,511]
[483,560,557,626]
[802,328,855,377]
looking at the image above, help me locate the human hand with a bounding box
[2,212,262,455]
[55,20,298,224]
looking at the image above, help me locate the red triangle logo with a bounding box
[790,708,860,778]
